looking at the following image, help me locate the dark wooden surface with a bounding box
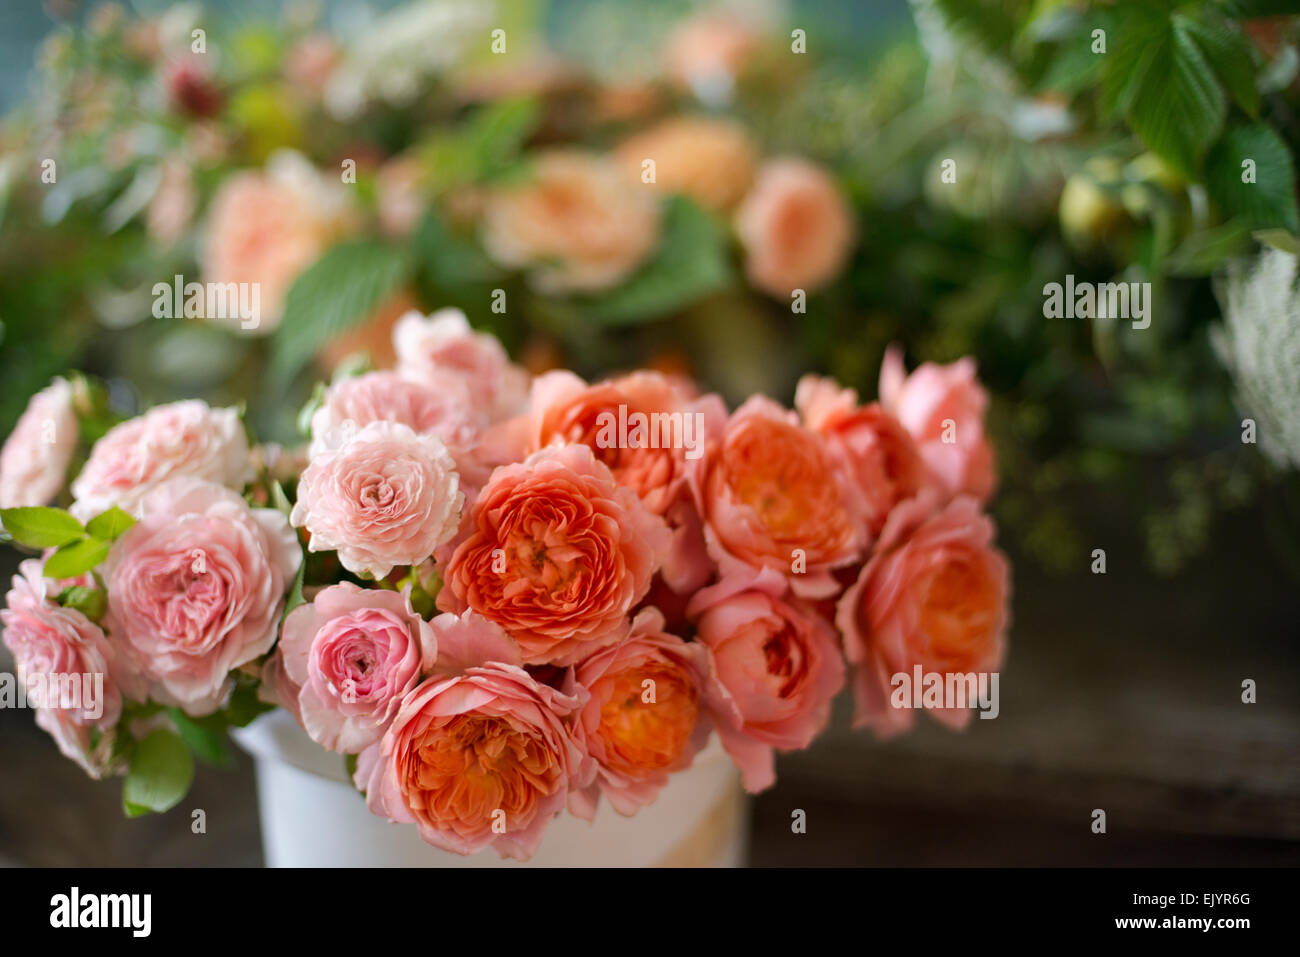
[1,503,1296,867]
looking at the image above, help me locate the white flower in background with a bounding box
[324,0,492,119]
[1213,248,1300,470]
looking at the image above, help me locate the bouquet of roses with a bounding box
[0,308,1009,860]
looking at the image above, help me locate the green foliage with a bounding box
[572,197,734,326]
[0,507,84,548]
[270,239,414,382]
[122,730,194,818]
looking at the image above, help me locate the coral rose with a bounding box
[836,494,1009,737]
[481,150,660,293]
[354,660,587,860]
[511,369,701,516]
[689,565,845,792]
[439,444,670,665]
[291,420,463,579]
[615,116,757,211]
[70,400,252,522]
[103,479,301,715]
[663,11,763,105]
[278,583,437,753]
[879,346,997,502]
[569,607,716,817]
[690,394,863,598]
[2,559,139,777]
[200,149,353,332]
[0,377,78,508]
[392,308,528,424]
[735,157,854,297]
[795,374,929,535]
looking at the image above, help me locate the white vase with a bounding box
[232,709,749,867]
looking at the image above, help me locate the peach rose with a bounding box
[104,479,301,715]
[879,346,996,502]
[836,494,1010,737]
[568,607,716,817]
[663,11,762,105]
[690,395,863,598]
[392,308,528,424]
[795,374,929,536]
[375,154,425,238]
[278,582,437,753]
[200,150,353,332]
[2,559,140,777]
[0,377,78,508]
[439,444,670,665]
[481,150,661,293]
[689,565,845,792]
[735,157,854,297]
[615,116,757,211]
[291,421,464,579]
[70,400,252,521]
[354,660,587,860]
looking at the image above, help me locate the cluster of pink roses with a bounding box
[0,309,1008,859]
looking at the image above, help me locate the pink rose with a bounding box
[70,400,252,521]
[735,157,855,297]
[836,494,1010,737]
[688,565,845,792]
[104,478,301,715]
[278,583,437,753]
[879,346,997,502]
[354,661,587,860]
[307,369,489,487]
[393,308,528,424]
[439,444,670,665]
[690,394,864,599]
[200,150,353,332]
[291,420,464,579]
[0,377,78,508]
[795,374,930,536]
[2,560,140,777]
[569,607,716,817]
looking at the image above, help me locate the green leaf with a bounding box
[1178,14,1259,118]
[414,210,503,288]
[42,536,110,579]
[225,678,275,728]
[168,708,232,767]
[1165,220,1255,276]
[85,506,135,542]
[270,240,413,382]
[574,196,733,326]
[1123,19,1227,178]
[0,507,84,548]
[121,730,194,817]
[283,550,307,617]
[1253,229,1300,255]
[1205,124,1300,233]
[56,585,107,623]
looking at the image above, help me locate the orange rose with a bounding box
[481,150,660,292]
[795,374,929,536]
[569,607,715,817]
[615,116,758,211]
[735,157,854,297]
[836,494,1009,737]
[690,395,864,598]
[439,444,671,665]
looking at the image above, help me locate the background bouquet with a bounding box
[0,308,1007,859]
